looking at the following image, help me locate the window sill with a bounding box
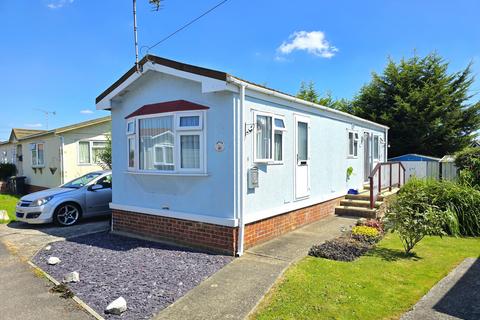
[347,156,358,159]
[32,165,45,168]
[126,170,209,177]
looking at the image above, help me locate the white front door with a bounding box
[295,115,310,199]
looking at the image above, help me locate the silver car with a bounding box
[15,171,112,226]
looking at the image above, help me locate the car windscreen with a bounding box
[62,172,103,189]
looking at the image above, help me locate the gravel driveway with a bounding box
[33,232,233,320]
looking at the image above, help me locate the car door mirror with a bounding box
[89,184,103,192]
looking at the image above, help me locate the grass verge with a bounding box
[0,194,20,223]
[252,233,480,320]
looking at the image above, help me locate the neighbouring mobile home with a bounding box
[96,55,389,255]
[0,117,111,193]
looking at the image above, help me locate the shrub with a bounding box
[385,198,445,254]
[308,238,371,262]
[455,147,480,188]
[0,163,16,181]
[394,178,480,237]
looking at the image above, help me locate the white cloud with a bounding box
[47,0,74,9]
[277,31,338,58]
[25,123,43,128]
[80,109,94,114]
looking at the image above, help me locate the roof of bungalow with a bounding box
[389,154,441,162]
[16,116,111,141]
[95,55,388,130]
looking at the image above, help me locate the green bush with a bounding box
[388,179,480,238]
[385,191,446,253]
[0,163,16,181]
[455,147,480,189]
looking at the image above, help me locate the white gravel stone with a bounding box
[44,245,52,251]
[0,210,9,221]
[47,257,61,265]
[105,296,127,315]
[63,271,80,283]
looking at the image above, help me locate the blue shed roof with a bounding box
[389,154,441,162]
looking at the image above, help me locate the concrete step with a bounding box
[335,206,377,219]
[340,199,382,209]
[345,193,385,201]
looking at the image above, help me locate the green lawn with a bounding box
[253,234,480,320]
[0,194,20,222]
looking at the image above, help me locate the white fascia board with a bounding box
[227,76,389,131]
[110,202,238,227]
[96,71,143,110]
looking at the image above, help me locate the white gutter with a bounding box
[235,83,246,256]
[227,76,389,130]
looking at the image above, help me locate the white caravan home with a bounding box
[96,55,388,255]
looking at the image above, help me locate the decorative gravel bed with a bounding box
[33,232,233,320]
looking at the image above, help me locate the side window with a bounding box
[96,175,112,189]
[348,131,359,158]
[373,136,380,160]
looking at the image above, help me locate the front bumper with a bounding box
[15,204,54,224]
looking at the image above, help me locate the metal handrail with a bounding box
[368,161,406,208]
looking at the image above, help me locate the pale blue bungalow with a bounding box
[96,55,389,255]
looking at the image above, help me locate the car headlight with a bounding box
[29,196,54,207]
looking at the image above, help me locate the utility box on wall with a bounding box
[248,166,259,189]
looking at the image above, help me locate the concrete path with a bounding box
[154,215,356,320]
[0,242,92,320]
[402,258,480,320]
[0,218,110,260]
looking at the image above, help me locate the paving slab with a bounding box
[0,242,92,320]
[402,258,480,320]
[154,215,357,320]
[0,218,110,260]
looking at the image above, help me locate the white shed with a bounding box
[439,155,458,181]
[389,154,440,182]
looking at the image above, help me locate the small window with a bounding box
[128,137,135,168]
[177,114,202,130]
[126,120,135,135]
[92,141,107,164]
[274,118,285,129]
[373,136,380,160]
[78,141,91,164]
[348,131,359,158]
[31,143,45,167]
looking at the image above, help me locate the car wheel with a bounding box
[54,203,81,226]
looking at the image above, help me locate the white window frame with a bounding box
[373,135,380,160]
[253,111,286,164]
[273,115,286,164]
[31,143,45,168]
[127,111,207,175]
[126,120,136,135]
[347,130,359,158]
[77,140,107,165]
[176,112,203,131]
[127,135,136,170]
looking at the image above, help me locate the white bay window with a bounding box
[128,111,206,174]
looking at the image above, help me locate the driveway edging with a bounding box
[27,260,105,320]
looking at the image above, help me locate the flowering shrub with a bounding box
[356,218,384,233]
[352,226,379,237]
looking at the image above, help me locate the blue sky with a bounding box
[1,0,479,140]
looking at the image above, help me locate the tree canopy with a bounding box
[296,81,352,112]
[352,53,480,157]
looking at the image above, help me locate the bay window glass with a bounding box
[256,115,272,160]
[180,135,200,169]
[179,116,200,128]
[79,141,90,164]
[139,116,175,171]
[37,143,44,165]
[128,137,135,168]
